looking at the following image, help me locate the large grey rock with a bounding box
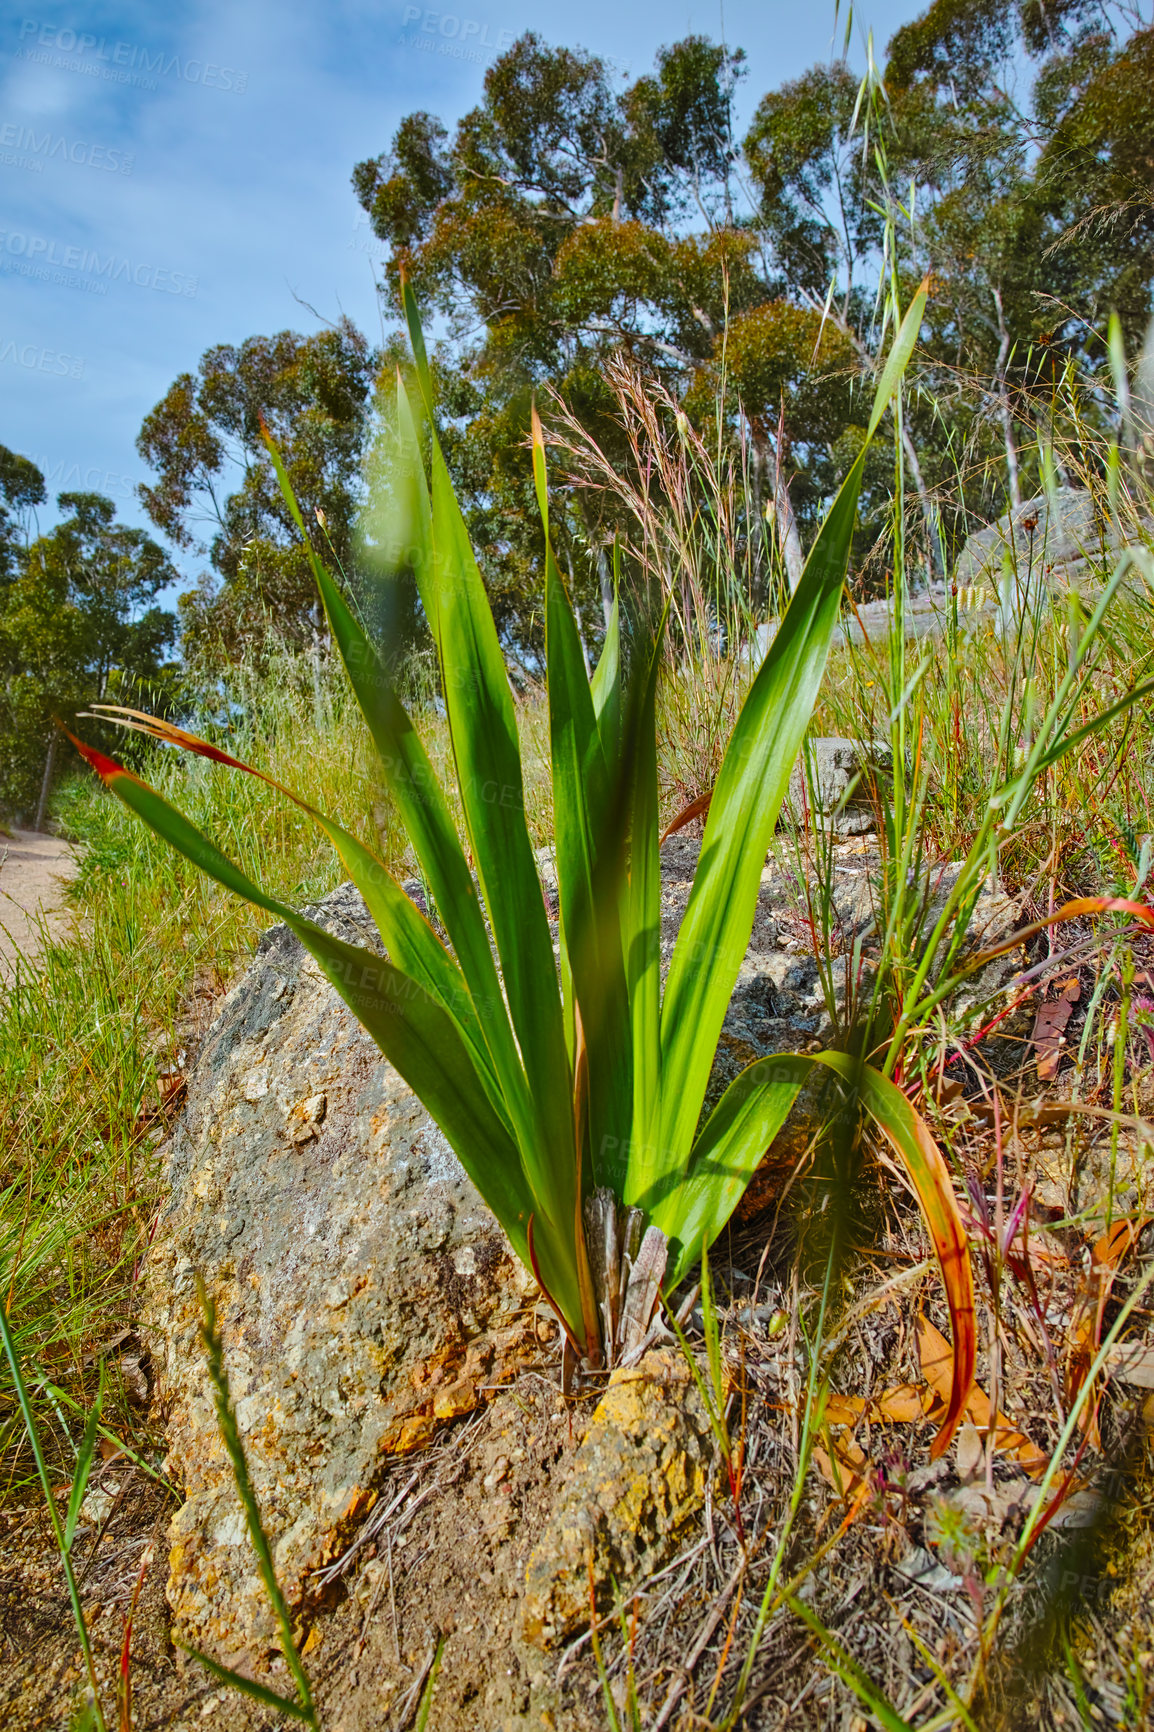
[953,486,1115,586]
[143,882,537,1663]
[748,486,1139,663]
[145,832,1014,1671]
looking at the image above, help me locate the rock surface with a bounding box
[785,737,893,833]
[521,1351,711,1646]
[143,882,538,1661]
[953,486,1116,585]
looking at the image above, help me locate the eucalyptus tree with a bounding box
[0,490,176,823]
[353,32,844,624]
[884,0,1154,518]
[0,444,45,584]
[136,320,377,668]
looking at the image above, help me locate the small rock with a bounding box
[521,1350,713,1646]
[79,1485,117,1527]
[783,738,893,833]
[353,1557,387,1609]
[483,1454,510,1493]
[118,1351,151,1407]
[894,1544,963,1594]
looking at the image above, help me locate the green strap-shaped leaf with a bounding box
[654,476,851,1171]
[590,551,621,755]
[654,283,928,1181]
[77,746,540,1275]
[90,704,506,1129]
[652,1054,812,1265]
[866,279,929,442]
[542,492,632,1190]
[401,282,575,1227]
[388,371,441,635]
[621,627,665,1204]
[310,562,525,1076]
[262,427,534,1155]
[301,811,508,1127]
[263,398,585,1334]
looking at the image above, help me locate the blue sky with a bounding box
[0,0,923,592]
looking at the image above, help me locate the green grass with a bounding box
[0,654,386,1487]
[0,638,561,1490]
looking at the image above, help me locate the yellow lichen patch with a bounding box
[521,1351,712,1646]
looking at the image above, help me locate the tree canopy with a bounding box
[0,463,177,821]
[118,4,1154,672]
[135,319,377,666]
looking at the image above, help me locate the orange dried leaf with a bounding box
[1067,1214,1149,1443]
[817,1383,929,1432]
[659,790,713,845]
[823,1393,867,1428]
[1091,1216,1149,1273]
[918,1317,1049,1476]
[1031,993,1076,1081]
[875,1384,930,1423]
[814,1434,873,1530]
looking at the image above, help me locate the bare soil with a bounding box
[0,828,79,985]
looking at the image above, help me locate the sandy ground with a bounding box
[0,828,79,985]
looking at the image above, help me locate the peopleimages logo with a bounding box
[31,459,138,500]
[0,120,134,173]
[15,21,248,93]
[0,339,85,377]
[398,7,515,63]
[0,231,198,297]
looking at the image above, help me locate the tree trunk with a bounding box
[771,440,805,593]
[992,288,1022,512]
[595,543,615,633]
[35,732,57,832]
[999,397,1022,513]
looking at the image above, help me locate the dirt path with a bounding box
[0,828,80,985]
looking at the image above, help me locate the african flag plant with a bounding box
[74,280,976,1454]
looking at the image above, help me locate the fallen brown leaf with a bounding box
[1030,976,1080,1080]
[919,1317,1050,1476]
[1103,1341,1154,1388]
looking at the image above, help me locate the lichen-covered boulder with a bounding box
[143,883,537,1663]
